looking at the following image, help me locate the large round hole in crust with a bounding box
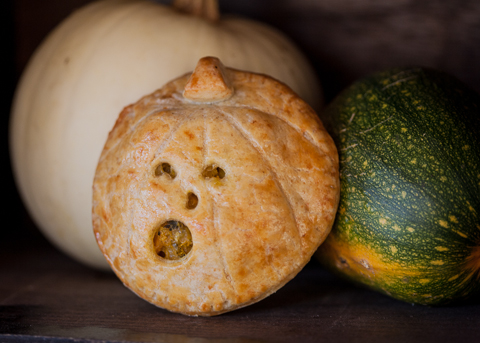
[153,221,192,260]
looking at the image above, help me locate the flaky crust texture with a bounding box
[92,67,340,316]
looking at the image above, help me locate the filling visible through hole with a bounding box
[155,162,176,179]
[186,192,198,209]
[153,221,192,260]
[202,165,225,179]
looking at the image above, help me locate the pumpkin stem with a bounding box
[183,57,234,103]
[172,0,219,22]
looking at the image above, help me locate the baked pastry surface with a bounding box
[93,57,339,316]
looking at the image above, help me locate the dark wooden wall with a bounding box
[11,0,480,98]
[4,0,480,242]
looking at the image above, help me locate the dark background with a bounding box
[3,0,480,245]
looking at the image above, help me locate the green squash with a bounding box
[316,67,480,305]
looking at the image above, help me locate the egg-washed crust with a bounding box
[92,64,340,316]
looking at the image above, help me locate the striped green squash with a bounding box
[316,67,480,305]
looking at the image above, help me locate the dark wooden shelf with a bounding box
[1,234,479,343]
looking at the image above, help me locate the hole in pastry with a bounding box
[155,162,177,179]
[153,220,192,260]
[186,192,198,209]
[202,165,225,179]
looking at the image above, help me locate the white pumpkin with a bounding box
[10,0,322,269]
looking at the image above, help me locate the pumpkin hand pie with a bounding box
[92,56,339,316]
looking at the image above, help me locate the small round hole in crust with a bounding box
[155,162,177,179]
[186,192,198,209]
[202,165,225,179]
[153,221,192,260]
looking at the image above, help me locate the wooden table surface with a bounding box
[2,1,480,342]
[1,229,479,343]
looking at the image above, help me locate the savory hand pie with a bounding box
[92,57,339,316]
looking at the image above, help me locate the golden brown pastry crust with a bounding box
[93,57,339,316]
